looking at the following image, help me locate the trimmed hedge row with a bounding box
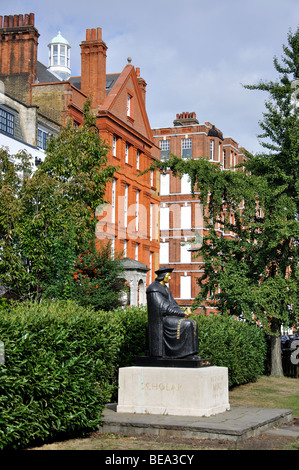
[0,300,123,450]
[0,302,266,449]
[193,314,267,387]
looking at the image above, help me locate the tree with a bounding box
[72,239,125,311]
[147,27,298,375]
[241,26,299,374]
[0,99,125,308]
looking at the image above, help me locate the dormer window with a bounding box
[37,128,49,150]
[0,108,14,136]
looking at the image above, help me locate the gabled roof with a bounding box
[99,64,154,142]
[35,62,155,145]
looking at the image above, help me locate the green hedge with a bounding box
[112,306,147,368]
[0,302,266,449]
[194,314,267,387]
[0,300,123,450]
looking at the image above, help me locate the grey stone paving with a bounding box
[100,405,294,441]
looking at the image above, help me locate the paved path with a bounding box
[101,405,294,441]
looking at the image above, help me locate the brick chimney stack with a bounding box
[80,27,107,110]
[0,13,39,105]
[135,67,147,104]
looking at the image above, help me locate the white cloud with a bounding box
[3,0,299,153]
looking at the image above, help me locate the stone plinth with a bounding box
[117,366,230,417]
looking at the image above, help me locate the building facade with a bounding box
[152,112,247,312]
[0,13,160,303]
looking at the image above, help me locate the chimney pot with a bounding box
[86,29,91,40]
[91,28,96,40]
[97,27,102,40]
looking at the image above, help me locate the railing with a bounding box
[282,348,299,378]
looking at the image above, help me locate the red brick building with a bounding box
[0,13,160,301]
[152,112,247,312]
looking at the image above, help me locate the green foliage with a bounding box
[0,99,122,305]
[194,314,267,387]
[113,306,148,368]
[0,300,123,450]
[72,241,126,311]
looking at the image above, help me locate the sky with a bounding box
[2,0,299,154]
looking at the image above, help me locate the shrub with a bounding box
[194,314,267,387]
[0,300,123,450]
[113,306,148,368]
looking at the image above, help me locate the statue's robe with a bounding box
[146,280,198,358]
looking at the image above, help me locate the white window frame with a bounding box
[150,203,153,241]
[111,178,116,223]
[180,275,191,299]
[111,238,115,260]
[124,184,128,227]
[210,140,214,160]
[151,169,154,187]
[181,174,191,194]
[112,135,117,156]
[181,138,192,159]
[159,139,170,160]
[127,93,133,117]
[135,189,140,231]
[180,243,191,263]
[135,242,139,261]
[160,173,170,196]
[181,205,191,230]
[160,206,169,230]
[160,241,169,264]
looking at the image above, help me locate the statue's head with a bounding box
[155,266,173,283]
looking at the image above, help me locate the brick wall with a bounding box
[0,13,39,105]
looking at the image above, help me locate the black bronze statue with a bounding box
[146,267,199,360]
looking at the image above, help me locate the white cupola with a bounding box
[47,31,71,80]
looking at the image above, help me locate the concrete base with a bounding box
[117,366,230,417]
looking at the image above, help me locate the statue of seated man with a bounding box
[146,267,199,359]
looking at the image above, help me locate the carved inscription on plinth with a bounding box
[141,382,182,392]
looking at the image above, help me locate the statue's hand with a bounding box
[184,307,192,318]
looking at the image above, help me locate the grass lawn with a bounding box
[229,375,299,418]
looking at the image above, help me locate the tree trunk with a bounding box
[270,320,284,376]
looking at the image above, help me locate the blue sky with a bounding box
[2,0,299,153]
